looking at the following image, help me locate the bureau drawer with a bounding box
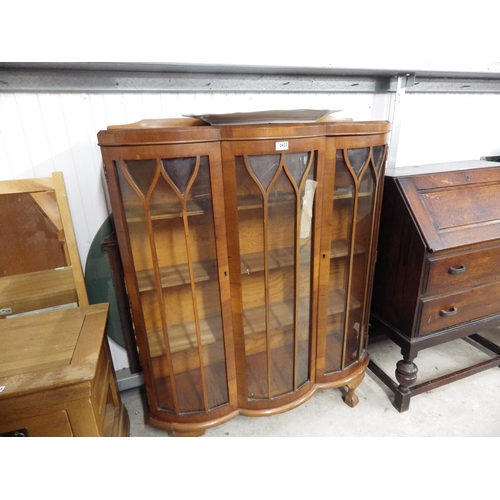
[426,245,500,294]
[418,280,500,336]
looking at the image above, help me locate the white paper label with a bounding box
[276,141,289,151]
[300,179,318,239]
[0,386,5,393]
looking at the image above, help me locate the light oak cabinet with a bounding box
[98,118,389,435]
[0,172,88,317]
[0,173,129,437]
[0,304,129,437]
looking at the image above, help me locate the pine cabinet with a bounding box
[98,118,389,435]
[0,304,129,437]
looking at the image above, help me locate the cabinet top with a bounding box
[97,119,390,146]
[386,159,500,178]
[0,304,109,397]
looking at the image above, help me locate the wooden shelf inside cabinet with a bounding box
[240,246,311,275]
[124,198,213,222]
[328,290,361,316]
[147,314,223,357]
[152,356,230,417]
[242,297,310,337]
[151,343,228,385]
[245,339,311,401]
[148,290,360,364]
[330,239,365,259]
[136,259,218,291]
[237,194,296,211]
[241,290,359,345]
[334,189,372,200]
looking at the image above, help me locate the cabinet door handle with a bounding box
[448,264,466,275]
[439,306,458,317]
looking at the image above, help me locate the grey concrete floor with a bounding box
[121,327,500,437]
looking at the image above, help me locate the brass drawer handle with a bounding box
[448,264,466,275]
[440,306,458,317]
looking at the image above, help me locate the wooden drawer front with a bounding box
[419,280,500,336]
[426,245,500,294]
[0,409,73,437]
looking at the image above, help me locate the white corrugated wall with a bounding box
[0,91,380,263]
[1,88,500,368]
[0,90,380,368]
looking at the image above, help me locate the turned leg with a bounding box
[393,356,418,412]
[343,371,364,408]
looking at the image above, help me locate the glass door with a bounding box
[321,141,387,375]
[223,135,323,405]
[112,142,233,416]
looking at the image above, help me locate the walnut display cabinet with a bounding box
[98,118,389,436]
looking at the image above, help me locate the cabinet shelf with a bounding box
[242,290,360,346]
[334,190,372,200]
[125,198,213,223]
[135,245,316,293]
[237,194,296,211]
[146,293,319,359]
[240,246,311,275]
[327,289,361,316]
[136,245,314,292]
[147,314,223,357]
[238,240,364,277]
[136,259,217,291]
[152,357,229,415]
[331,239,365,259]
[242,297,310,338]
[246,339,310,401]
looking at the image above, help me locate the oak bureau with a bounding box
[370,160,500,411]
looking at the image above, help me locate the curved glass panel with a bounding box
[125,159,157,198]
[162,157,196,195]
[372,145,386,171]
[325,152,354,373]
[344,165,376,367]
[268,169,296,398]
[286,152,310,185]
[247,154,280,190]
[236,151,315,401]
[325,147,378,374]
[118,155,228,415]
[347,147,369,177]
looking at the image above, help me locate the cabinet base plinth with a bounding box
[142,360,370,435]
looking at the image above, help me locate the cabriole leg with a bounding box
[343,371,365,408]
